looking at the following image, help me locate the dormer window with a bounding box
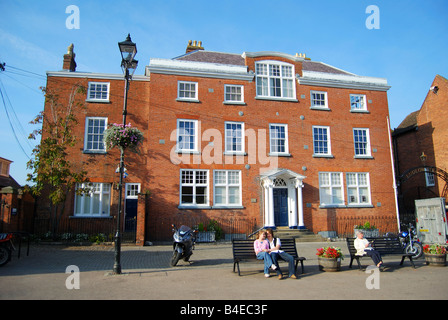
[255,61,295,99]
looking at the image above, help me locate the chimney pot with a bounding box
[63,43,77,72]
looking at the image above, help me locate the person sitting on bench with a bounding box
[253,230,278,278]
[354,230,384,268]
[265,228,297,279]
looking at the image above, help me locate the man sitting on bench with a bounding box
[266,228,297,279]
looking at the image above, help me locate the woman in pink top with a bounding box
[253,230,278,278]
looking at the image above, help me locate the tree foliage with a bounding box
[26,83,89,235]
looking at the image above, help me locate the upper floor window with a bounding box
[313,126,331,157]
[224,84,244,103]
[87,82,110,102]
[269,124,289,155]
[256,61,295,99]
[176,119,198,153]
[225,121,244,154]
[84,117,107,153]
[310,91,329,109]
[178,81,198,101]
[350,94,367,112]
[353,128,371,157]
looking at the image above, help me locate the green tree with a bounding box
[27,83,89,238]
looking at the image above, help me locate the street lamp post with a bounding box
[113,34,138,275]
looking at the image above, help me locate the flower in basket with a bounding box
[103,122,143,152]
[423,244,447,255]
[316,246,344,259]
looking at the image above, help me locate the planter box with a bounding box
[318,257,341,272]
[354,228,379,238]
[196,231,215,243]
[425,253,446,267]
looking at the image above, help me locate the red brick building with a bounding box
[392,75,448,217]
[39,41,397,243]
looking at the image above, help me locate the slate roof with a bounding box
[174,50,353,75]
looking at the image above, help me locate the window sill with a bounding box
[71,215,112,219]
[223,151,247,156]
[269,152,292,157]
[212,205,244,209]
[354,155,374,159]
[178,205,211,210]
[313,154,334,158]
[175,150,201,155]
[319,204,374,209]
[223,101,246,105]
[255,96,298,102]
[85,99,111,104]
[83,150,107,154]
[350,109,370,114]
[310,106,331,111]
[176,98,200,103]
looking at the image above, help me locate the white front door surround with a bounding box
[261,169,306,229]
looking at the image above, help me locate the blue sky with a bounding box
[0,0,447,185]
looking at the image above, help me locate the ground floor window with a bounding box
[180,169,209,207]
[214,170,242,207]
[74,183,111,216]
[319,172,344,206]
[347,173,371,205]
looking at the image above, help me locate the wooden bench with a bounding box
[346,237,415,269]
[232,238,306,276]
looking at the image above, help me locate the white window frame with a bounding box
[177,81,198,101]
[350,94,367,112]
[310,90,329,109]
[224,121,245,155]
[269,123,289,156]
[353,128,372,158]
[425,171,435,187]
[224,84,244,104]
[176,119,199,153]
[84,117,107,153]
[74,183,111,217]
[255,61,296,100]
[179,169,209,208]
[125,183,141,199]
[346,173,372,206]
[312,126,332,157]
[87,82,110,102]
[213,170,242,207]
[319,172,344,207]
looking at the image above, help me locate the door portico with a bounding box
[261,169,306,229]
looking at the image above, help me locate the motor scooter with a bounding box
[0,233,14,267]
[170,224,198,266]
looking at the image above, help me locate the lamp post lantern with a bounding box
[113,34,138,275]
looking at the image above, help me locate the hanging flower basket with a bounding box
[103,123,143,153]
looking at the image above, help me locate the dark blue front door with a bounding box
[125,199,138,232]
[273,188,288,226]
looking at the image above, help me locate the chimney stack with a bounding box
[186,40,204,53]
[63,43,77,72]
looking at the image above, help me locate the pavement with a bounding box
[1,240,448,302]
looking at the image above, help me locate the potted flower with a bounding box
[316,246,344,272]
[103,122,144,152]
[354,221,379,238]
[423,244,447,267]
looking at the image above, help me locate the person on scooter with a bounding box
[253,230,278,278]
[354,230,384,269]
[265,228,297,279]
